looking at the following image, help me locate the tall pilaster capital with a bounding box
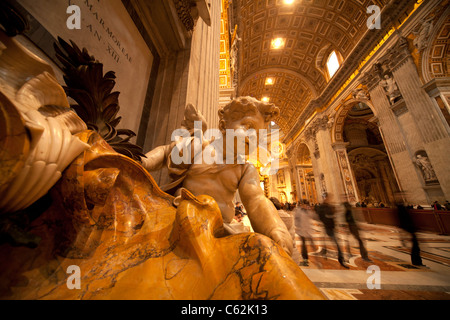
[381,36,413,73]
[360,63,383,91]
[316,116,329,131]
[308,115,329,133]
[304,125,318,142]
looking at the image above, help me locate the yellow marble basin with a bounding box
[0,131,324,300]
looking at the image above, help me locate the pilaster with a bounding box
[332,141,359,203]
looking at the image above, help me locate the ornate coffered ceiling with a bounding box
[236,0,387,135]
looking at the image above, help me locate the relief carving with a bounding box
[412,16,434,52]
[352,87,370,101]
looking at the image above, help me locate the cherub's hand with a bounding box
[269,227,293,256]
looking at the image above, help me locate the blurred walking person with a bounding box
[294,203,316,266]
[343,200,371,262]
[316,193,349,268]
[395,194,424,266]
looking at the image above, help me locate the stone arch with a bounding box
[419,6,450,83]
[239,67,319,98]
[293,141,313,165]
[332,97,378,145]
[348,147,399,206]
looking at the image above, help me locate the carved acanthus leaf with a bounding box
[54,37,145,162]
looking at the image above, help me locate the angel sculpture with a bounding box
[142,96,294,255]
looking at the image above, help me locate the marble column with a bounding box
[313,116,346,203]
[388,37,450,199]
[378,159,396,205]
[304,127,323,202]
[297,167,307,203]
[186,2,221,130]
[360,60,429,205]
[287,150,301,203]
[332,142,359,203]
[143,3,221,186]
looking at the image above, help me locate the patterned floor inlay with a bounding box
[294,221,450,300]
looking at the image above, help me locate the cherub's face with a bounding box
[224,112,265,132]
[221,111,266,159]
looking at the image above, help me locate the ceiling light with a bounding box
[265,77,275,85]
[283,0,295,4]
[271,38,285,49]
[261,97,270,102]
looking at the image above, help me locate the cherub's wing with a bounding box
[181,103,208,133]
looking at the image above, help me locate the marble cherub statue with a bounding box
[142,96,294,255]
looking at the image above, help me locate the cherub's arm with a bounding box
[141,103,206,172]
[238,165,293,255]
[141,143,174,172]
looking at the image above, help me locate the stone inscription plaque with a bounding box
[17,0,154,135]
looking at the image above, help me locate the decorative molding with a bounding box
[422,77,450,97]
[309,116,329,132]
[172,0,195,31]
[331,141,350,151]
[360,64,382,92]
[390,98,408,116]
[381,36,414,73]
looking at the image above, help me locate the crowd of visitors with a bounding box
[231,192,431,268]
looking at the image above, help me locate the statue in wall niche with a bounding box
[379,73,401,105]
[230,31,241,73]
[142,96,294,256]
[412,16,434,52]
[415,153,438,184]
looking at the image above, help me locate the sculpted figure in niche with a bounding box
[230,33,241,73]
[415,153,438,183]
[142,97,294,255]
[380,73,401,104]
[413,16,434,52]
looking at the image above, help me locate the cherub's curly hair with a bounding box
[218,96,280,130]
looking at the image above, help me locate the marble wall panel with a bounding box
[16,0,154,138]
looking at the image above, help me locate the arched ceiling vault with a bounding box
[236,0,387,136]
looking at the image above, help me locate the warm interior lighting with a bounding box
[283,0,295,4]
[271,38,285,49]
[261,97,270,102]
[327,51,340,78]
[265,77,274,85]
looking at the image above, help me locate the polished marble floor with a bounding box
[292,220,450,300]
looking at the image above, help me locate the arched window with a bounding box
[326,50,340,79]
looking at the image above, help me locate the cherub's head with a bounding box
[218,96,280,134]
